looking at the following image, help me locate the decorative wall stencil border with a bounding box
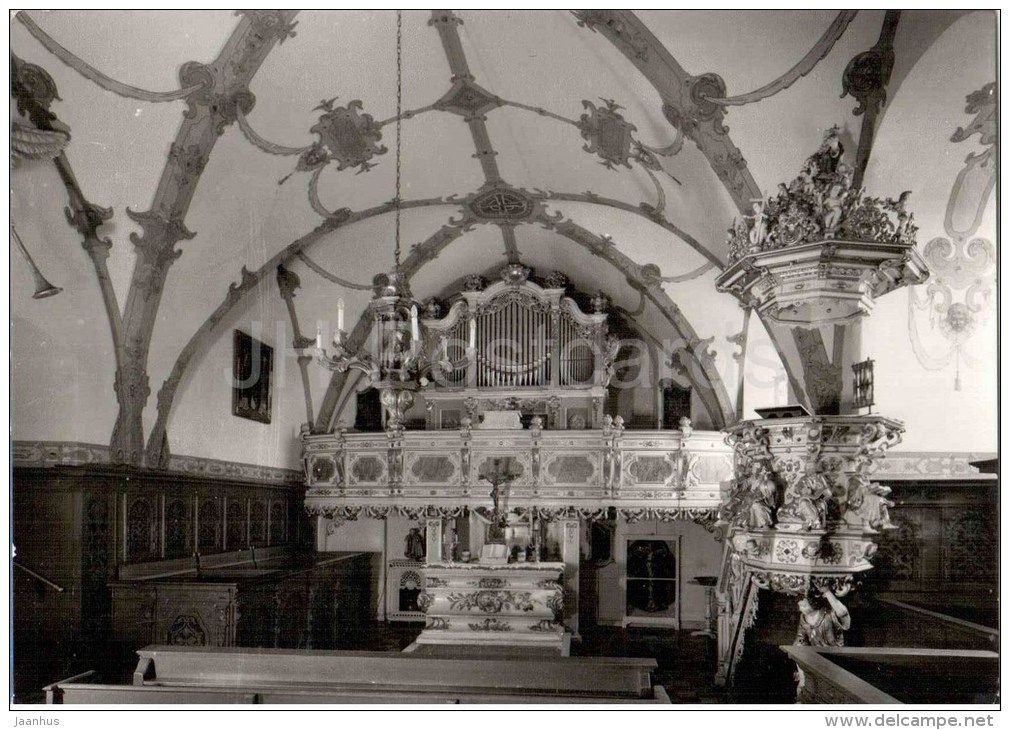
[5,442,962,491]
[869,452,996,480]
[13,441,303,485]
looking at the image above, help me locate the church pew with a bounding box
[47,680,670,704]
[46,651,670,704]
[131,645,661,700]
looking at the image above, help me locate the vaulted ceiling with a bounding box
[10,10,995,463]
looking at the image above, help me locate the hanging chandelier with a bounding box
[308,10,421,429]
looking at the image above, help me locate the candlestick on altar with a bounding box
[410,304,420,342]
[315,325,322,350]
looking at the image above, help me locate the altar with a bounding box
[414,561,568,655]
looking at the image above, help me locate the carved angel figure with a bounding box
[795,585,850,647]
[843,477,894,531]
[11,118,70,167]
[822,183,846,234]
[746,462,778,529]
[809,125,843,177]
[778,474,832,530]
[885,190,913,238]
[747,200,768,248]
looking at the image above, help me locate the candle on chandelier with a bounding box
[410,304,420,342]
[315,324,322,350]
[337,298,345,334]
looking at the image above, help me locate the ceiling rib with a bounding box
[430,10,503,184]
[572,10,762,213]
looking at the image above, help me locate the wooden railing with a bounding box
[303,426,734,517]
[782,646,999,704]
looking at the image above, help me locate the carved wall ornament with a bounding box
[840,47,895,118]
[543,271,569,290]
[907,82,996,390]
[167,614,207,646]
[179,62,257,136]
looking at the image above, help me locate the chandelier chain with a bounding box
[394,9,402,269]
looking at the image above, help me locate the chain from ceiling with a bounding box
[699,11,859,107]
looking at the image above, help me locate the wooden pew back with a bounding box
[132,645,659,700]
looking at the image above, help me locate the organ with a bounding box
[416,264,615,431]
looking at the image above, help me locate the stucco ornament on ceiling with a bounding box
[579,98,637,170]
[469,186,534,222]
[308,98,388,174]
[435,77,503,120]
[907,82,996,390]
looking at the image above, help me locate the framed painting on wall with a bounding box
[624,537,681,627]
[232,330,273,424]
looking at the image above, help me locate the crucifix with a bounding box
[480,457,520,544]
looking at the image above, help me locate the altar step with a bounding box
[405,642,564,658]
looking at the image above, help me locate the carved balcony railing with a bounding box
[301,420,733,521]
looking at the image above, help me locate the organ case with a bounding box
[418,266,612,430]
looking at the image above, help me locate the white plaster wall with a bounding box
[11,162,118,444]
[861,11,997,452]
[163,282,308,469]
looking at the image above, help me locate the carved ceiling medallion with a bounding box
[309,99,387,173]
[469,187,533,221]
[579,98,636,169]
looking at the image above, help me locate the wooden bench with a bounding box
[782,646,999,704]
[46,646,669,704]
